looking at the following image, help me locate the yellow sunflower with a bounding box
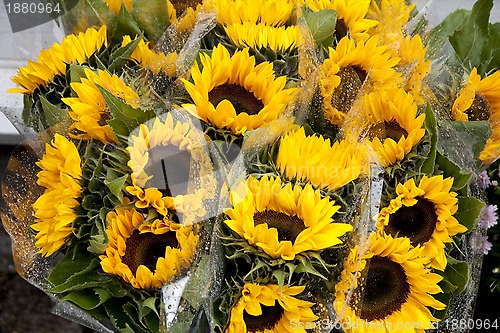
[31,134,82,257]
[181,44,298,135]
[213,0,295,27]
[62,68,141,143]
[377,175,468,270]
[126,114,216,223]
[301,0,378,42]
[99,207,198,289]
[319,35,401,125]
[122,36,178,76]
[225,176,352,260]
[368,0,415,35]
[224,22,303,51]
[344,88,425,167]
[451,68,500,165]
[333,233,445,333]
[8,26,107,95]
[277,127,366,191]
[226,283,318,333]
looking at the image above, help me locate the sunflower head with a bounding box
[99,207,199,289]
[334,233,445,332]
[31,134,82,257]
[377,175,468,270]
[277,127,366,191]
[181,44,298,135]
[224,176,352,261]
[126,114,216,224]
[226,283,318,333]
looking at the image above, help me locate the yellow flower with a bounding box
[99,207,199,289]
[224,22,303,51]
[225,176,352,260]
[301,0,378,41]
[451,67,500,165]
[126,114,216,223]
[277,127,366,191]
[213,0,295,27]
[9,26,107,95]
[62,68,141,143]
[319,36,401,125]
[226,283,318,333]
[377,175,468,270]
[31,134,81,257]
[182,44,297,135]
[368,0,415,35]
[122,36,178,76]
[344,88,425,167]
[333,233,445,333]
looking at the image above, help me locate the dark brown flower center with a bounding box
[122,230,179,275]
[209,83,264,116]
[253,210,306,243]
[367,120,408,142]
[98,111,112,127]
[465,94,491,121]
[243,301,284,332]
[330,65,366,114]
[353,256,410,321]
[386,196,438,246]
[170,0,203,17]
[335,18,348,41]
[143,145,192,197]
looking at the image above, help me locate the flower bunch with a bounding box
[1,0,499,332]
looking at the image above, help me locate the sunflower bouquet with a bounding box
[1,0,498,332]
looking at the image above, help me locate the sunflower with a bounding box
[62,68,141,143]
[181,44,298,135]
[31,134,81,257]
[8,26,107,95]
[126,114,216,223]
[376,175,468,270]
[367,0,415,35]
[122,36,178,76]
[225,176,352,260]
[333,233,445,333]
[344,88,425,167]
[451,68,500,165]
[277,127,366,191]
[224,22,303,51]
[319,36,401,126]
[226,283,318,333]
[99,207,198,289]
[301,0,378,42]
[213,0,295,27]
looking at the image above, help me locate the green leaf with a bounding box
[435,151,472,190]
[108,35,143,72]
[69,63,92,86]
[442,257,470,296]
[417,103,438,174]
[449,0,493,67]
[302,6,337,47]
[130,0,171,42]
[110,3,143,46]
[97,85,154,137]
[430,291,452,320]
[39,94,69,127]
[62,287,111,310]
[105,174,129,197]
[272,270,286,293]
[455,196,484,233]
[450,121,492,161]
[295,256,327,280]
[47,250,99,286]
[479,22,500,75]
[49,270,113,293]
[425,9,469,58]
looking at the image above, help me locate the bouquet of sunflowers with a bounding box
[2,0,499,332]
